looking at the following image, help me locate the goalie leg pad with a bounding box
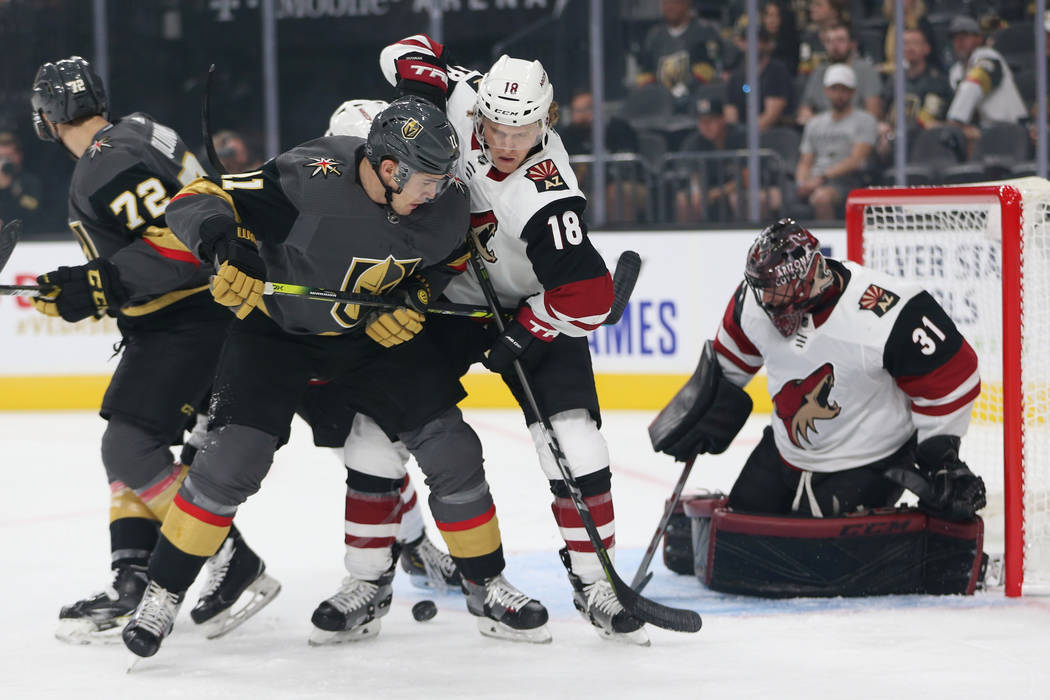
[650,340,753,460]
[695,507,984,597]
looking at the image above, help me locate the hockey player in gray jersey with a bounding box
[370,36,647,644]
[122,96,550,657]
[29,56,278,645]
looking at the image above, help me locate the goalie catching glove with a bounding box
[365,274,430,347]
[199,214,265,320]
[886,435,986,522]
[33,259,126,322]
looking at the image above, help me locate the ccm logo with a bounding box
[838,520,917,536]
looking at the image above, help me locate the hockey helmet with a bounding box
[325,99,389,138]
[365,95,459,196]
[473,55,554,151]
[744,219,831,337]
[31,56,108,142]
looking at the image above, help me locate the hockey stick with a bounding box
[467,248,702,634]
[0,219,22,275]
[0,284,54,297]
[605,250,641,326]
[629,456,697,593]
[201,64,227,175]
[263,281,494,319]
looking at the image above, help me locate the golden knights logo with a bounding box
[87,137,111,159]
[469,210,499,263]
[304,156,342,178]
[859,284,899,317]
[773,363,841,448]
[525,159,569,193]
[331,255,421,328]
[401,118,423,140]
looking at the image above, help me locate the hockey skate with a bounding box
[55,564,149,644]
[308,568,395,645]
[462,574,552,644]
[561,548,649,646]
[122,580,184,658]
[190,534,281,639]
[399,532,462,591]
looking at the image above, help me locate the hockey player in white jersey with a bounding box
[370,35,647,644]
[654,218,986,521]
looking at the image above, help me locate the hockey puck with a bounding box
[411,599,437,622]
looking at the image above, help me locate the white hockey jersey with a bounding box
[947,46,1026,126]
[714,260,980,473]
[381,36,613,340]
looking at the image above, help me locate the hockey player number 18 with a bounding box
[913,315,947,356]
[547,210,583,249]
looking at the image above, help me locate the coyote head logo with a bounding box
[773,363,841,448]
[469,210,499,263]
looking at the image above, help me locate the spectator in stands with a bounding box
[762,0,800,75]
[0,130,46,234]
[211,129,263,173]
[795,64,877,220]
[676,96,747,222]
[635,0,724,112]
[879,0,938,74]
[945,15,1027,149]
[561,91,646,225]
[725,27,795,131]
[560,90,640,156]
[797,23,883,125]
[875,28,952,161]
[798,0,850,75]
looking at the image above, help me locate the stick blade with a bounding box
[0,219,22,274]
[611,568,702,633]
[605,250,642,326]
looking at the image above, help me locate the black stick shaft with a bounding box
[629,456,696,590]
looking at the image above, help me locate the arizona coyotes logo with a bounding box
[469,210,499,263]
[525,159,569,193]
[304,157,342,178]
[859,283,899,317]
[401,118,423,140]
[773,363,842,448]
[331,255,421,328]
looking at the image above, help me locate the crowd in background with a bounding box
[1,0,1047,234]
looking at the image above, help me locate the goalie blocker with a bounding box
[666,494,984,597]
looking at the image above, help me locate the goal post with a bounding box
[845,178,1050,597]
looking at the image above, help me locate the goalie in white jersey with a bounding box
[360,35,649,644]
[654,218,987,521]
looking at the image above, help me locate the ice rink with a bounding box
[4,409,1050,700]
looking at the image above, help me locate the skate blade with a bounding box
[594,625,651,647]
[475,617,553,644]
[198,573,282,640]
[55,616,129,645]
[308,619,381,646]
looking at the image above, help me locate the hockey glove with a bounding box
[394,41,450,107]
[32,259,126,322]
[914,435,987,522]
[364,274,430,348]
[483,308,555,375]
[199,216,266,320]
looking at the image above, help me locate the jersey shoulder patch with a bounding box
[858,283,900,317]
[524,158,570,193]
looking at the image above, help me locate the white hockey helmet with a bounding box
[474,55,554,150]
[325,99,390,138]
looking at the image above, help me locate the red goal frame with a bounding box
[846,185,1025,596]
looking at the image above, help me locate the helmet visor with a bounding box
[398,169,456,204]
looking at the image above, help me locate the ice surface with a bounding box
[2,410,1048,699]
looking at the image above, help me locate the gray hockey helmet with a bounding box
[31,56,108,142]
[365,95,459,193]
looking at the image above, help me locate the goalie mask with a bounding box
[365,95,459,200]
[744,219,832,337]
[326,99,389,138]
[31,56,108,143]
[473,55,554,156]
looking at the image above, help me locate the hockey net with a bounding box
[846,178,1050,596]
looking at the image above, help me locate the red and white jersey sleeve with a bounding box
[713,282,766,386]
[882,286,980,443]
